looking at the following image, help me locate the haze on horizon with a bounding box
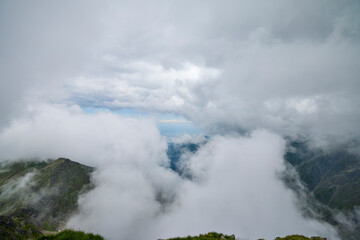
[0,1,359,239]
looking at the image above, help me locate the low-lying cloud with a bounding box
[156,131,339,240]
[0,105,340,239]
[0,1,359,239]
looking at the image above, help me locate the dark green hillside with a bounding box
[0,158,94,230]
[36,229,104,240]
[0,215,41,240]
[275,235,326,240]
[284,141,360,210]
[162,232,235,240]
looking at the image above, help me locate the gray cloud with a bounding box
[0,0,103,126]
[156,131,339,240]
[1,0,359,141]
[0,104,182,239]
[51,0,360,143]
[0,1,359,239]
[0,107,340,239]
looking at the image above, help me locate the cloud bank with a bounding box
[156,131,339,240]
[0,105,340,239]
[0,1,359,239]
[1,0,359,141]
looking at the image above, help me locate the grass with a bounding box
[35,230,104,240]
[163,232,236,240]
[275,235,325,240]
[162,233,325,240]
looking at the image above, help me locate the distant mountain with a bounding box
[168,139,360,239]
[0,158,94,234]
[167,141,200,178]
[284,140,360,240]
[0,148,355,239]
[285,141,360,210]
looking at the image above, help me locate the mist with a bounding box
[0,104,340,239]
[0,0,359,239]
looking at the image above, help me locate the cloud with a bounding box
[52,0,360,143]
[0,0,104,127]
[156,131,339,240]
[0,104,181,239]
[0,104,167,167]
[0,1,359,239]
[1,0,359,142]
[0,105,340,239]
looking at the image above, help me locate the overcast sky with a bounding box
[0,1,359,239]
[1,0,359,140]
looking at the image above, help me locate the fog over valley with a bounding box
[0,1,359,240]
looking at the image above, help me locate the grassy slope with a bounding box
[284,141,360,210]
[0,215,41,240]
[0,158,94,230]
[36,229,104,240]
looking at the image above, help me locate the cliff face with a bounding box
[0,158,94,231]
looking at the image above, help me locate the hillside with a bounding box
[0,157,333,240]
[0,158,94,232]
[284,141,360,210]
[0,215,41,240]
[284,141,360,239]
[35,229,104,240]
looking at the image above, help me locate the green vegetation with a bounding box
[0,158,94,230]
[284,141,360,239]
[161,232,326,240]
[35,230,104,240]
[0,157,334,240]
[275,235,326,240]
[284,141,360,210]
[163,232,236,240]
[0,215,41,240]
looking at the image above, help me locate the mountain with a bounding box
[0,158,94,234]
[284,140,360,239]
[285,141,360,210]
[0,215,41,240]
[167,140,360,239]
[167,141,200,179]
[0,150,351,239]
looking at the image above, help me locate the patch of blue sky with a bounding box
[80,106,202,137]
[158,121,202,137]
[81,106,148,117]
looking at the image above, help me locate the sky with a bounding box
[0,0,359,239]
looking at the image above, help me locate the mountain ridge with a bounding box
[0,158,94,233]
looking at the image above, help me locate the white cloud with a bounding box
[0,1,359,239]
[0,103,181,239]
[156,131,339,240]
[1,0,359,142]
[0,105,340,239]
[0,104,167,168]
